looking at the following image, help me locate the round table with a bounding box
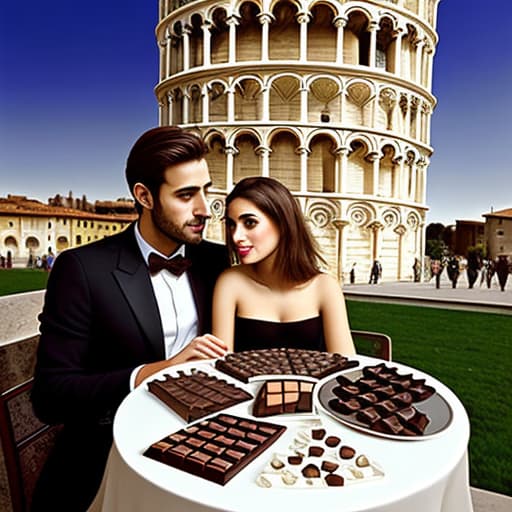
[90,355,473,512]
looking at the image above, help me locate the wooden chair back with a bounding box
[0,378,61,512]
[351,330,392,361]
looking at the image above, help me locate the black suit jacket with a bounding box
[30,223,229,511]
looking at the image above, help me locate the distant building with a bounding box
[156,0,441,282]
[483,208,512,259]
[0,193,137,263]
[454,220,485,256]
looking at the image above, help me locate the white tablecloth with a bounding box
[90,356,473,512]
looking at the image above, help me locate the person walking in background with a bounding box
[369,259,382,284]
[485,259,496,288]
[446,256,460,288]
[212,176,355,356]
[430,259,442,289]
[413,257,421,282]
[495,255,510,292]
[350,262,356,284]
[466,251,480,289]
[30,126,230,511]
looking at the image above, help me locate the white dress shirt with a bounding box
[130,223,199,388]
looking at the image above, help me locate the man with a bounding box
[30,126,230,511]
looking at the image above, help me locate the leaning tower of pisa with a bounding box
[156,0,441,282]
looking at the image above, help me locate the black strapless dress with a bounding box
[233,316,326,352]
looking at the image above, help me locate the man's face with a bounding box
[145,158,212,252]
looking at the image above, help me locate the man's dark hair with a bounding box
[125,126,207,213]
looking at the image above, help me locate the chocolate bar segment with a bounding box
[144,413,286,485]
[215,348,358,383]
[147,369,253,422]
[252,379,315,417]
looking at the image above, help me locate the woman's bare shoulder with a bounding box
[217,266,251,285]
[313,272,344,296]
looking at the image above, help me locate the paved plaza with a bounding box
[343,270,511,315]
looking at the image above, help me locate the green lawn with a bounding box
[0,268,49,296]
[347,300,512,496]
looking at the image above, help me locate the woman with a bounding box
[212,176,355,355]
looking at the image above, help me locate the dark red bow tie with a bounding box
[148,253,192,277]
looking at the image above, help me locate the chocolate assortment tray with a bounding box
[215,348,359,383]
[252,379,315,417]
[147,369,253,422]
[316,363,452,440]
[256,425,384,489]
[144,413,286,485]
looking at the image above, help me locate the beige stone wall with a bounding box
[0,213,132,261]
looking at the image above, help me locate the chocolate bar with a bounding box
[144,413,286,485]
[252,379,314,417]
[215,348,358,383]
[147,369,253,422]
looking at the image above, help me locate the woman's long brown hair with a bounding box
[225,177,326,283]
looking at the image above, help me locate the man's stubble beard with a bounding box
[151,203,205,246]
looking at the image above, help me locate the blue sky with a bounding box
[1,0,511,225]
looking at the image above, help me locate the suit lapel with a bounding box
[113,227,165,359]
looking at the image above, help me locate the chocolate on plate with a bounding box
[252,379,314,417]
[147,369,253,422]
[327,363,435,436]
[144,413,286,485]
[215,348,358,383]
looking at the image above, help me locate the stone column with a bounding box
[336,147,349,194]
[297,12,311,61]
[256,145,270,177]
[182,25,191,70]
[258,13,273,62]
[394,224,406,280]
[398,156,406,200]
[166,31,172,78]
[368,152,380,196]
[394,29,403,77]
[182,92,190,124]
[334,16,347,64]
[227,16,240,64]
[227,86,235,122]
[368,221,384,262]
[158,38,167,81]
[333,219,349,282]
[368,22,378,67]
[225,146,237,188]
[158,99,164,126]
[409,159,417,201]
[300,86,308,123]
[167,91,174,126]
[261,85,270,122]
[414,38,425,84]
[202,21,212,66]
[392,156,402,198]
[297,146,309,192]
[202,83,209,124]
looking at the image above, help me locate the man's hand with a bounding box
[171,334,228,364]
[134,335,228,387]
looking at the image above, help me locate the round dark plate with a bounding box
[315,369,453,440]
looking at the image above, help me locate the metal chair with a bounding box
[351,330,392,361]
[0,378,61,512]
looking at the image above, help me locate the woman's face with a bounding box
[226,197,280,265]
